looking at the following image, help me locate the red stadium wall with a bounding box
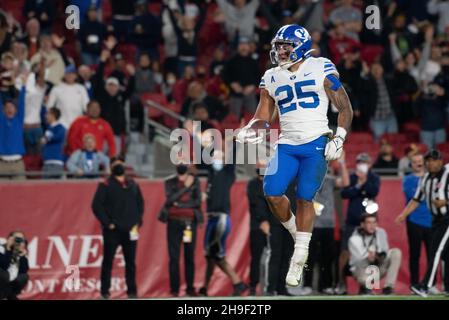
[0,179,439,299]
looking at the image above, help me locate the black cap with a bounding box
[424,149,442,161]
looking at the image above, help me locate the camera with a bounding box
[14,236,24,245]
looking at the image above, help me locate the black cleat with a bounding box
[198,287,208,297]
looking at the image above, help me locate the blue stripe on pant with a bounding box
[263,136,328,201]
[204,213,231,260]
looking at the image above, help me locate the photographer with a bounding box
[349,209,401,295]
[0,231,29,300]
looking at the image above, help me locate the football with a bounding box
[249,119,271,137]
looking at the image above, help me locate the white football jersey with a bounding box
[259,57,339,145]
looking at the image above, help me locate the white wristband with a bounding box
[336,127,347,141]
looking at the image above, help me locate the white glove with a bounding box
[324,127,346,161]
[236,119,264,145]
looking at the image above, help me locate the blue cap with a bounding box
[64,65,77,74]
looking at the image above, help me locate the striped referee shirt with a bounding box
[413,164,449,220]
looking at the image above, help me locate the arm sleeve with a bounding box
[66,151,80,172]
[363,174,380,198]
[390,40,402,64]
[322,58,340,78]
[413,176,426,202]
[91,183,111,227]
[104,122,116,157]
[348,235,367,265]
[47,86,57,108]
[47,126,66,144]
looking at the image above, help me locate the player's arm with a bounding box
[323,74,353,160]
[236,88,275,144]
[253,88,276,123]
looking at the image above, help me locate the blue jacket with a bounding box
[402,173,432,228]
[0,86,26,156]
[341,171,381,226]
[43,123,66,162]
[66,149,109,175]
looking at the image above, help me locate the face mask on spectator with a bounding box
[112,164,125,176]
[176,165,188,175]
[356,163,369,174]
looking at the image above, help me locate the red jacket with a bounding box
[66,116,116,157]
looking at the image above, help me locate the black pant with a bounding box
[422,218,449,290]
[406,220,432,285]
[250,228,267,288]
[0,269,29,299]
[303,228,336,291]
[101,229,137,296]
[267,225,294,294]
[167,219,197,294]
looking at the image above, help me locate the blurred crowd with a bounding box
[0,0,448,179]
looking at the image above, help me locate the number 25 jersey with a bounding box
[259,57,339,145]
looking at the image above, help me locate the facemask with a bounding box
[112,164,125,176]
[212,160,224,171]
[167,77,176,85]
[356,163,369,174]
[176,164,188,175]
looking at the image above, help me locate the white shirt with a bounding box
[24,73,46,125]
[260,57,337,145]
[47,82,89,129]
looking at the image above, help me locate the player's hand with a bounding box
[236,119,263,145]
[395,213,406,224]
[325,136,344,161]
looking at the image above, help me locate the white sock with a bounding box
[292,232,312,265]
[281,214,296,241]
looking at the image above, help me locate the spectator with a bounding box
[401,153,432,287]
[398,143,419,177]
[23,58,47,155]
[246,165,270,296]
[328,0,363,41]
[349,211,402,295]
[109,53,128,89]
[427,0,449,34]
[209,46,226,78]
[30,34,65,85]
[41,107,66,179]
[77,6,107,66]
[129,0,162,60]
[165,1,206,76]
[69,0,101,26]
[418,76,447,149]
[0,11,12,56]
[47,65,89,129]
[336,153,380,294]
[23,0,55,33]
[391,58,418,124]
[199,149,248,297]
[222,37,260,118]
[0,231,29,300]
[0,52,17,102]
[93,49,130,156]
[181,81,226,121]
[302,156,350,295]
[130,53,158,96]
[159,164,203,297]
[372,141,399,176]
[216,0,260,45]
[110,0,136,43]
[161,0,181,75]
[0,85,26,180]
[328,23,362,66]
[361,62,398,142]
[11,41,31,77]
[78,64,93,98]
[66,100,116,157]
[67,133,110,178]
[20,18,40,59]
[91,155,144,299]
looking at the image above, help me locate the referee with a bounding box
[396,150,449,297]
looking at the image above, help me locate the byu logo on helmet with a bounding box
[270,24,313,69]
